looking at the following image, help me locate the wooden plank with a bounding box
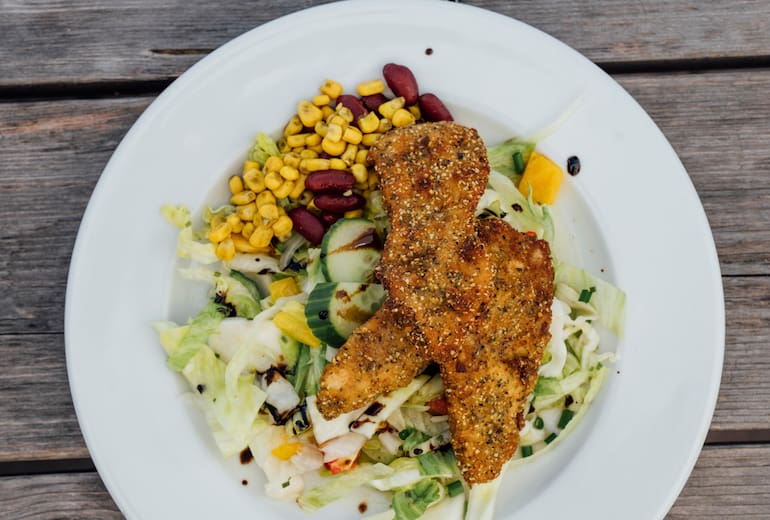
[1,443,768,518]
[0,275,766,462]
[617,70,770,276]
[667,444,770,519]
[0,472,121,519]
[0,334,89,461]
[3,0,770,88]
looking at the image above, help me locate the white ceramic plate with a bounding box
[65,1,724,518]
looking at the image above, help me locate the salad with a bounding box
[155,65,625,519]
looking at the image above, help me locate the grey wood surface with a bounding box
[3,0,770,88]
[1,0,768,518]
[2,444,769,519]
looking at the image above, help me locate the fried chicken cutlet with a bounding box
[442,217,553,483]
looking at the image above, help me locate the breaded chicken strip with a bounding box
[372,122,495,360]
[442,218,553,484]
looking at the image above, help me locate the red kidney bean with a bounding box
[320,211,343,228]
[336,95,367,120]
[305,170,356,193]
[288,207,325,245]
[419,93,454,122]
[314,193,366,213]
[360,93,389,112]
[383,63,419,105]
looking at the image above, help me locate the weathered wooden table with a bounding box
[1,0,768,517]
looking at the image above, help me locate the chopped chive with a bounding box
[533,416,544,430]
[447,480,464,497]
[558,409,575,429]
[520,445,533,458]
[512,151,526,174]
[578,286,596,303]
[281,478,291,488]
[545,433,558,444]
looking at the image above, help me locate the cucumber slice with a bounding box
[305,282,386,347]
[321,218,382,283]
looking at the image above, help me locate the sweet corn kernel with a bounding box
[259,203,280,221]
[229,175,244,194]
[241,222,255,239]
[392,108,416,128]
[337,106,354,123]
[378,117,393,133]
[283,153,301,168]
[356,79,385,96]
[314,121,328,138]
[236,202,257,221]
[297,100,323,127]
[320,79,343,99]
[322,136,346,156]
[226,213,241,228]
[308,144,323,154]
[284,115,304,136]
[304,133,321,147]
[312,94,331,106]
[208,221,232,243]
[357,111,379,134]
[243,160,260,174]
[243,169,266,192]
[286,133,308,148]
[368,172,379,189]
[272,215,293,238]
[306,198,318,211]
[299,149,318,160]
[249,225,273,248]
[279,165,300,181]
[341,143,358,165]
[342,126,362,145]
[264,155,284,173]
[344,209,364,219]
[289,175,306,200]
[408,105,421,119]
[355,149,368,164]
[361,133,382,146]
[321,106,334,119]
[264,171,283,191]
[329,158,347,170]
[232,233,260,253]
[302,158,327,173]
[230,190,256,206]
[328,114,347,128]
[378,97,405,119]
[277,206,286,216]
[256,191,276,208]
[272,179,294,199]
[231,219,243,233]
[351,163,368,184]
[216,237,236,261]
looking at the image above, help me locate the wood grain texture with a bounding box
[2,0,770,88]
[0,472,121,519]
[617,70,770,276]
[667,444,770,519]
[1,443,768,519]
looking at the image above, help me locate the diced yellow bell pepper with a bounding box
[517,151,564,205]
[271,442,302,461]
[269,277,301,303]
[272,300,321,347]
